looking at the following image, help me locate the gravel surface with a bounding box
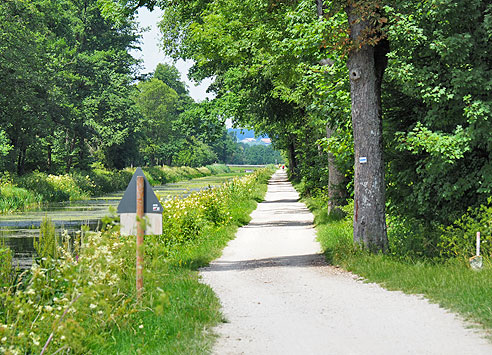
[200,170,492,355]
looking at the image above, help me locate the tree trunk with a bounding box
[316,0,324,16]
[16,146,25,175]
[317,0,346,215]
[287,138,298,178]
[47,144,52,171]
[66,137,76,173]
[346,3,388,252]
[326,125,347,215]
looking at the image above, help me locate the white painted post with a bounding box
[476,231,481,257]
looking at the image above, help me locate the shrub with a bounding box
[0,185,41,213]
[33,217,58,260]
[17,172,85,202]
[387,215,441,259]
[0,245,13,289]
[205,164,230,175]
[439,202,492,258]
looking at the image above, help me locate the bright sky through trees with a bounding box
[131,7,214,102]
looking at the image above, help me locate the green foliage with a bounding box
[33,217,58,260]
[205,164,231,175]
[0,131,12,159]
[301,184,492,334]
[17,172,86,202]
[0,0,141,173]
[0,168,274,354]
[0,165,231,214]
[384,0,492,225]
[0,185,41,213]
[0,243,14,289]
[387,215,441,259]
[439,202,492,259]
[229,143,284,165]
[397,123,471,164]
[173,137,218,168]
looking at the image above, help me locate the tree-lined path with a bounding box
[200,170,492,354]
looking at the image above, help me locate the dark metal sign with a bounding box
[117,167,163,214]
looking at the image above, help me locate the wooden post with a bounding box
[136,176,144,300]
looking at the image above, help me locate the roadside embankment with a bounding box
[302,188,492,341]
[0,167,274,354]
[0,164,230,213]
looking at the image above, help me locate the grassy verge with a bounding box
[0,164,230,213]
[301,193,492,336]
[0,167,274,354]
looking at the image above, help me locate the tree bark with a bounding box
[317,0,347,214]
[326,125,347,215]
[66,137,76,173]
[316,0,324,17]
[287,137,298,178]
[346,3,388,252]
[47,144,52,171]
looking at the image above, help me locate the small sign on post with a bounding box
[117,167,163,236]
[117,168,163,299]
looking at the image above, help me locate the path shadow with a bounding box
[244,220,313,228]
[202,254,326,272]
[261,198,299,204]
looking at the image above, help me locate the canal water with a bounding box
[0,174,238,268]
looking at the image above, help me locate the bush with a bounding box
[0,184,41,213]
[33,217,58,260]
[438,202,492,259]
[84,169,133,195]
[387,215,441,259]
[17,172,85,202]
[205,164,230,175]
[0,245,13,289]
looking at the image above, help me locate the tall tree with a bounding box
[345,1,389,251]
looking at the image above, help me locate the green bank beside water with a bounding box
[0,164,231,214]
[0,167,274,354]
[301,193,492,337]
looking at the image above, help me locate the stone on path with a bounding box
[200,170,492,355]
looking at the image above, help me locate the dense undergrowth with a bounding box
[0,164,230,214]
[0,167,273,354]
[299,188,492,335]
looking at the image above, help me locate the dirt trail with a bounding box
[200,170,492,355]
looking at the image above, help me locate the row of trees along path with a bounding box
[200,170,492,354]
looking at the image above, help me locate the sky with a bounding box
[131,7,214,102]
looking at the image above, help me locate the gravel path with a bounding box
[200,170,492,355]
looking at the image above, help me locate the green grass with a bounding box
[302,194,492,337]
[92,173,270,354]
[0,168,273,354]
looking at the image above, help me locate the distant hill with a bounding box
[228,128,271,145]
